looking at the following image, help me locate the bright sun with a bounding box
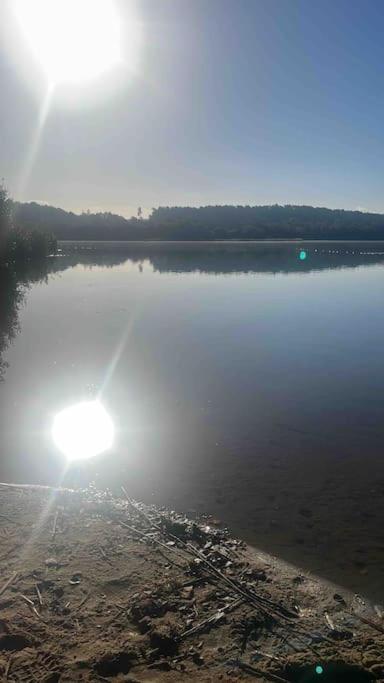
[52,401,114,461]
[13,0,122,85]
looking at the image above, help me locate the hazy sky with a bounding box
[1,0,384,217]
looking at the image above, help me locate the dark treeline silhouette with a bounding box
[0,185,55,379]
[11,200,384,240]
[148,205,384,240]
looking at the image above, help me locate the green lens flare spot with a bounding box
[299,250,307,260]
[315,665,324,675]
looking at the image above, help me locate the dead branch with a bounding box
[0,572,18,596]
[237,659,289,682]
[352,612,384,635]
[35,583,43,607]
[179,597,244,640]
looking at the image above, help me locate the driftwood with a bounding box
[0,572,18,596]
[20,593,44,621]
[20,593,34,606]
[118,492,330,657]
[35,583,43,607]
[121,486,163,533]
[236,659,289,682]
[5,654,13,680]
[252,648,281,661]
[179,597,244,640]
[352,612,384,635]
[118,520,189,570]
[121,487,297,622]
[133,495,294,616]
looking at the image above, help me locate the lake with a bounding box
[1,241,383,600]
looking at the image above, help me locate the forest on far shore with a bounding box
[10,198,384,241]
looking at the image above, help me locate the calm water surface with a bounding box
[1,242,383,599]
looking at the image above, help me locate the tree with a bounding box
[0,182,12,241]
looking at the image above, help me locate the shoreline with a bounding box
[0,483,382,681]
[58,239,384,246]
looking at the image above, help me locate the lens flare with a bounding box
[52,401,114,461]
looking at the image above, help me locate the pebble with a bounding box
[182,586,194,600]
[333,593,346,605]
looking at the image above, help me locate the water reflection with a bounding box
[0,259,49,380]
[4,240,384,380]
[52,401,114,461]
[54,240,384,275]
[1,241,384,601]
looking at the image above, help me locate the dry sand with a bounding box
[0,483,382,682]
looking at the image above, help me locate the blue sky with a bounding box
[1,0,384,216]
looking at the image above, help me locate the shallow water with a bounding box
[1,241,383,599]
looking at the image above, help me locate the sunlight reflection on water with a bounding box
[52,400,114,461]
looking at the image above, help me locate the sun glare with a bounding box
[13,0,122,85]
[52,401,114,461]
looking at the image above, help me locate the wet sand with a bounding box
[81,426,384,604]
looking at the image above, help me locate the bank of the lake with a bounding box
[0,484,382,682]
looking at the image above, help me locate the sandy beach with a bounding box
[0,484,382,682]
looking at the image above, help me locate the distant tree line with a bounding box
[10,200,384,241]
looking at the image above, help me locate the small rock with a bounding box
[333,593,346,605]
[182,586,194,600]
[45,557,58,567]
[149,623,179,656]
[137,617,151,634]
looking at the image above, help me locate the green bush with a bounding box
[0,182,57,266]
[5,227,57,263]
